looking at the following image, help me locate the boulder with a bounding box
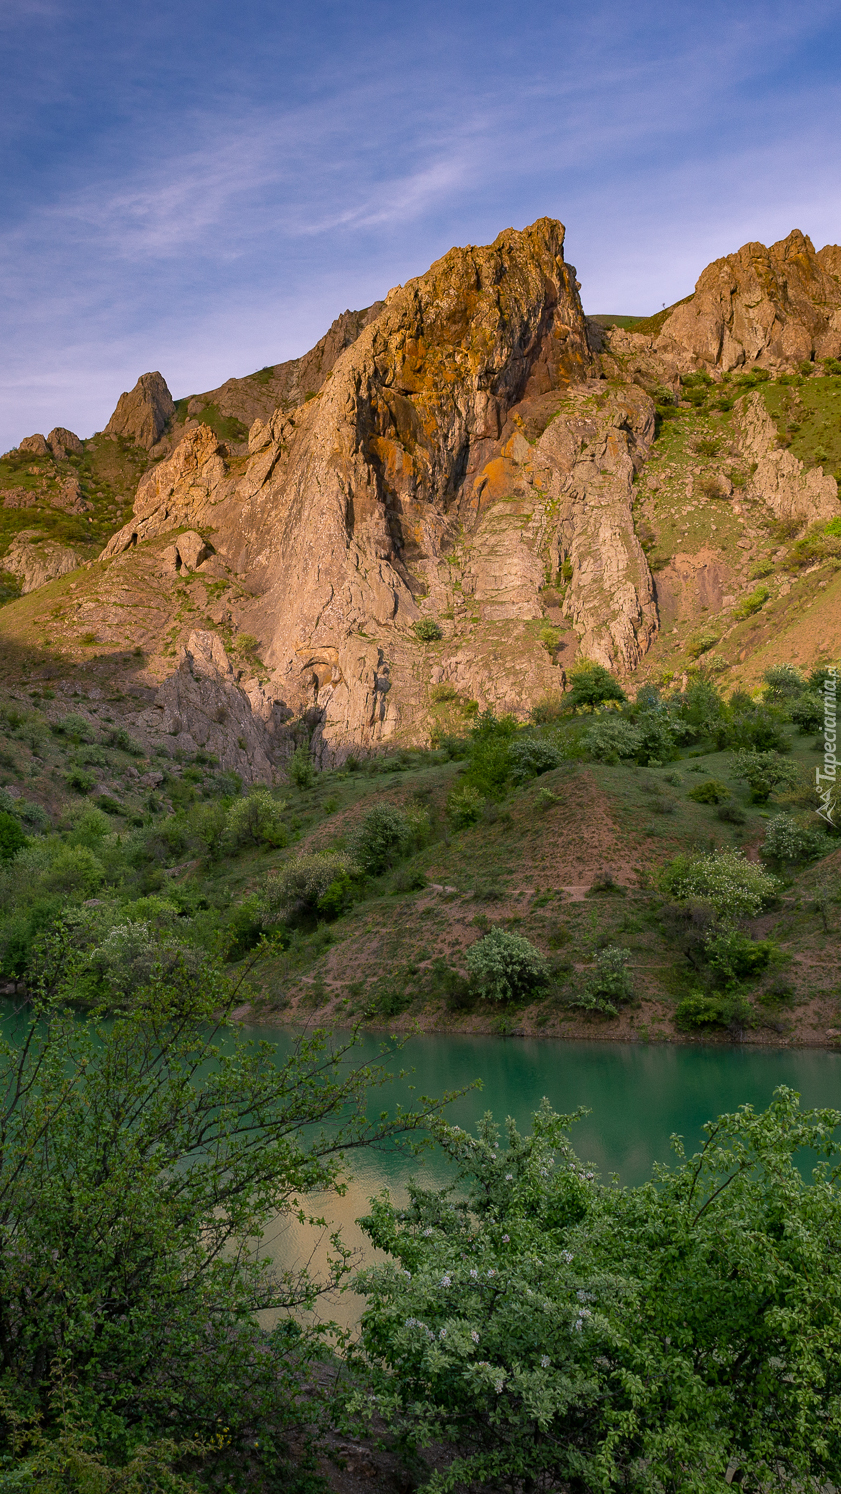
[18,434,49,457]
[47,427,83,459]
[159,531,213,573]
[104,371,175,449]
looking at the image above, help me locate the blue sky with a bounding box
[1,0,840,451]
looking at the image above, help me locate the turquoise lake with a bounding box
[247,1029,841,1322]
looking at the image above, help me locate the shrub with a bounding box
[687,779,730,804]
[446,784,485,828]
[264,851,358,922]
[731,749,801,802]
[51,713,96,743]
[508,738,564,783]
[790,693,824,733]
[354,1091,841,1492]
[65,766,96,794]
[686,630,720,659]
[349,804,427,875]
[572,945,634,1016]
[762,663,805,700]
[722,702,788,753]
[466,929,548,1003]
[659,850,778,919]
[581,717,642,763]
[675,990,753,1031]
[287,746,315,789]
[733,585,769,620]
[634,711,683,764]
[104,725,144,754]
[716,800,747,824]
[413,618,443,642]
[761,814,830,866]
[40,845,106,899]
[0,812,27,863]
[704,928,775,983]
[566,664,627,713]
[223,789,289,850]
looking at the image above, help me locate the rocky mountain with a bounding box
[1,218,840,780]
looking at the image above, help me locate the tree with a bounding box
[353,1092,841,1492]
[564,663,627,713]
[731,749,802,802]
[0,929,450,1488]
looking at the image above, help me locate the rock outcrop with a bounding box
[184,304,386,433]
[18,434,50,457]
[654,231,841,373]
[47,427,83,459]
[104,372,175,449]
[4,534,85,593]
[139,631,279,782]
[100,424,228,557]
[737,391,840,527]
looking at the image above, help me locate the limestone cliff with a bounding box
[654,230,841,373]
[96,218,663,759]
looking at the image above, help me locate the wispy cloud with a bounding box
[1,0,840,448]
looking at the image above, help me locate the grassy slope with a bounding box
[2,682,837,1048]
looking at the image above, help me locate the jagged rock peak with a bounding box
[656,228,841,372]
[104,371,175,449]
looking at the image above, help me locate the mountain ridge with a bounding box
[1,217,840,779]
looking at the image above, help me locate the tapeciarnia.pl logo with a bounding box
[816,666,838,826]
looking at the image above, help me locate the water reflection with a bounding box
[246,1029,841,1327]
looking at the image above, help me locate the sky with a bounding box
[1,0,840,452]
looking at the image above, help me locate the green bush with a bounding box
[0,957,434,1490]
[762,813,830,866]
[732,585,769,620]
[675,990,754,1030]
[446,784,485,827]
[51,713,97,743]
[466,929,548,1003]
[223,789,288,850]
[354,1090,841,1490]
[348,803,428,875]
[763,663,805,699]
[264,851,359,922]
[687,779,730,804]
[286,746,315,789]
[65,766,96,794]
[716,800,747,824]
[566,663,627,713]
[581,716,642,763]
[0,813,27,863]
[508,738,564,783]
[634,710,683,764]
[731,749,801,802]
[659,850,778,919]
[40,846,106,899]
[703,928,775,983]
[572,945,634,1016]
[413,618,443,642]
[790,693,825,733]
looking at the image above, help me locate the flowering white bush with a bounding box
[466,928,548,1003]
[264,850,359,921]
[659,849,778,919]
[762,814,829,866]
[581,716,642,763]
[352,1092,841,1492]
